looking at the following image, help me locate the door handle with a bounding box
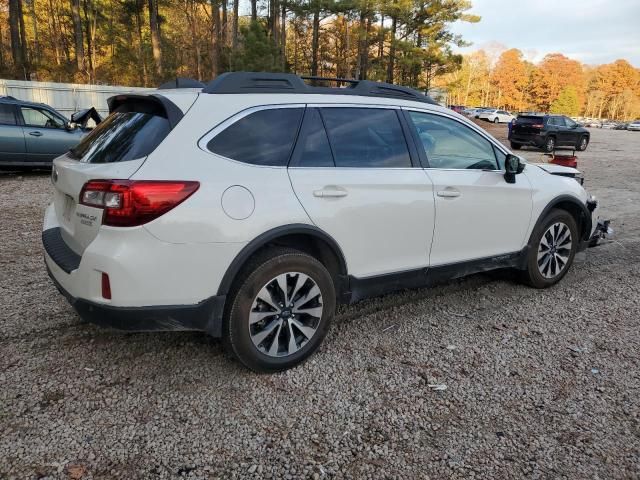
[28,131,43,137]
[313,187,348,198]
[437,189,461,198]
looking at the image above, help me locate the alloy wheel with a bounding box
[537,222,572,279]
[248,272,323,357]
[546,137,555,151]
[580,137,588,149]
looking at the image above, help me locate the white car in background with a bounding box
[43,72,603,372]
[628,120,640,131]
[478,109,516,123]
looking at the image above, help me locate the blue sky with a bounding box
[449,0,640,67]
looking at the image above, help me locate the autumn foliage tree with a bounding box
[437,48,640,120]
[489,48,527,111]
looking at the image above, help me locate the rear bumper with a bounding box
[41,201,239,336]
[46,263,226,334]
[509,134,545,147]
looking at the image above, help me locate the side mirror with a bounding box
[65,121,78,131]
[504,154,525,184]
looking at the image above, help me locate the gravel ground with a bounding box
[1,127,639,479]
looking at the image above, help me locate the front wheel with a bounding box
[223,248,336,372]
[493,117,499,123]
[576,135,589,151]
[520,209,578,288]
[510,142,522,150]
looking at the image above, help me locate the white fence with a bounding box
[0,79,152,118]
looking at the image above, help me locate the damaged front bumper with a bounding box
[589,219,613,247]
[586,195,613,247]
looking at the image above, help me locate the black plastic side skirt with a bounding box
[348,250,526,303]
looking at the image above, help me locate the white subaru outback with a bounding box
[43,72,603,372]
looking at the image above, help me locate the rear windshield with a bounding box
[516,116,544,124]
[68,104,170,163]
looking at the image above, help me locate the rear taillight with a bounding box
[79,180,200,227]
[531,124,544,129]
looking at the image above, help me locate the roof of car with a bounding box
[0,95,52,109]
[157,72,439,106]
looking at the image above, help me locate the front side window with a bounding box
[69,104,171,163]
[409,111,498,170]
[0,104,17,125]
[320,108,411,168]
[21,107,65,129]
[207,108,303,166]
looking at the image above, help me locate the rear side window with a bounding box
[207,108,303,166]
[69,104,171,163]
[0,104,16,125]
[320,108,411,168]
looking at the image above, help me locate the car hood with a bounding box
[533,163,579,174]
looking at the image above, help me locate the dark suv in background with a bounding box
[0,96,88,168]
[509,114,590,152]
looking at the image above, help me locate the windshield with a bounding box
[69,106,170,163]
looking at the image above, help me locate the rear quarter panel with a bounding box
[134,94,314,245]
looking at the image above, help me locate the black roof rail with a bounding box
[158,77,206,90]
[202,72,438,105]
[0,95,17,100]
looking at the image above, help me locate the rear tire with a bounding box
[510,142,521,150]
[543,136,556,153]
[576,135,589,151]
[223,248,336,372]
[520,209,578,288]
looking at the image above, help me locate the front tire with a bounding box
[493,117,499,123]
[576,135,589,151]
[520,209,578,288]
[223,248,336,372]
[510,142,522,150]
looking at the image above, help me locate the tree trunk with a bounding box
[71,0,84,72]
[135,0,148,86]
[251,0,257,22]
[232,0,239,49]
[222,0,228,44]
[386,14,396,83]
[148,0,163,77]
[46,0,61,65]
[0,21,5,70]
[18,0,29,75]
[310,10,320,76]
[210,0,221,76]
[378,14,384,59]
[9,0,24,70]
[280,2,286,69]
[82,0,93,81]
[28,0,38,66]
